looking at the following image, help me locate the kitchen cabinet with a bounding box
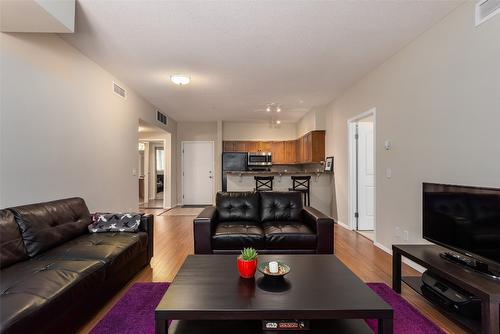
[222,130,325,164]
[284,140,296,164]
[271,141,285,164]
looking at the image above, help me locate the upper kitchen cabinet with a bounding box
[223,141,247,152]
[304,130,325,163]
[271,141,286,164]
[222,130,325,164]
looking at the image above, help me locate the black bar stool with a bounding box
[288,176,311,206]
[254,176,274,191]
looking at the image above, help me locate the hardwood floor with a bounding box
[78,209,467,334]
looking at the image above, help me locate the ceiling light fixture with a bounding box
[276,120,281,124]
[170,74,191,86]
[265,103,283,113]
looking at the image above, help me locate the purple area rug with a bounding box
[90,283,170,334]
[366,283,445,333]
[91,282,444,334]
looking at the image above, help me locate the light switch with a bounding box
[384,140,392,151]
[385,168,392,179]
[132,168,137,176]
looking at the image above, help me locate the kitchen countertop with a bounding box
[225,170,332,176]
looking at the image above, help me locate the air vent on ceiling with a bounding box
[157,110,168,125]
[476,0,500,26]
[112,82,126,98]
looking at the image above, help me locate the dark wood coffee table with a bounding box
[155,255,393,333]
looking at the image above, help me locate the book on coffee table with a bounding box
[262,319,310,331]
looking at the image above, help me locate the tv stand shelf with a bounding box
[392,245,500,334]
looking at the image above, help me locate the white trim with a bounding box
[475,0,500,27]
[337,221,353,231]
[347,108,377,242]
[374,242,427,273]
[181,141,215,206]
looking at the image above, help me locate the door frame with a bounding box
[181,140,215,205]
[347,108,376,236]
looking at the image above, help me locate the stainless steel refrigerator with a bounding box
[222,152,247,191]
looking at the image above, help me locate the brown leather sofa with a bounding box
[194,191,334,254]
[0,197,154,334]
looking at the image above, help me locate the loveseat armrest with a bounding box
[303,207,334,254]
[139,214,154,262]
[193,206,218,254]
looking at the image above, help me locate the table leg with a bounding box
[392,250,402,293]
[378,318,393,334]
[481,301,499,334]
[156,318,168,334]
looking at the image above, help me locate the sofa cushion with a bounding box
[216,192,260,222]
[34,232,148,277]
[263,221,317,250]
[260,191,303,222]
[0,259,105,333]
[11,197,91,257]
[0,210,28,269]
[212,221,264,249]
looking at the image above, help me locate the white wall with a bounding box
[0,33,177,212]
[223,121,297,141]
[324,2,500,249]
[296,108,327,137]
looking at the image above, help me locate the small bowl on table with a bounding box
[257,261,291,278]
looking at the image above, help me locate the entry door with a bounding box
[357,122,375,230]
[182,141,214,205]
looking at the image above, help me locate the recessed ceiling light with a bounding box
[266,106,271,112]
[276,107,281,112]
[170,74,190,85]
[276,120,281,124]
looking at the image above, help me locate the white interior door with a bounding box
[182,141,214,205]
[357,122,375,230]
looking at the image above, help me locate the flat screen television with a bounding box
[423,183,500,276]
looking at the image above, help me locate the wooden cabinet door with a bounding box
[223,141,235,152]
[245,141,259,152]
[259,141,272,152]
[296,137,304,163]
[271,141,285,164]
[284,140,296,163]
[233,141,247,152]
[304,132,312,162]
[311,131,326,162]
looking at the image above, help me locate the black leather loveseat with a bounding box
[0,197,154,334]
[194,191,334,254]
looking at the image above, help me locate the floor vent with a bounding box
[113,82,126,98]
[157,110,168,125]
[476,0,500,26]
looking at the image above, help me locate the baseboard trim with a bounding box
[374,242,426,273]
[337,221,353,230]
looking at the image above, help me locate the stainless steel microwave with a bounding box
[247,152,272,167]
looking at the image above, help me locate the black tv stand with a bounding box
[393,244,500,334]
[440,251,500,280]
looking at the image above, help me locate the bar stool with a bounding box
[289,176,311,206]
[254,176,274,191]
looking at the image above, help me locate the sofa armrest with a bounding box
[139,214,154,262]
[193,206,217,254]
[303,207,334,254]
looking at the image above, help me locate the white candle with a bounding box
[269,261,279,274]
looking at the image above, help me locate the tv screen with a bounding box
[423,183,500,265]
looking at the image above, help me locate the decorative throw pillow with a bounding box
[88,213,143,233]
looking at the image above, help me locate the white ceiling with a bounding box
[63,0,462,122]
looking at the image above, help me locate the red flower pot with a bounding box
[237,257,257,278]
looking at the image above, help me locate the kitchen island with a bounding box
[225,171,333,215]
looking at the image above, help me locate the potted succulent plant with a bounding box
[237,247,258,278]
